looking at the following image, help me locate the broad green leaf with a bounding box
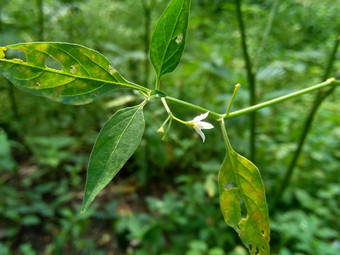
[219,144,270,255]
[81,102,146,213]
[150,0,191,81]
[0,43,142,105]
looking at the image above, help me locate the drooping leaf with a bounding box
[150,0,191,81]
[0,43,144,105]
[81,102,146,213]
[219,138,270,255]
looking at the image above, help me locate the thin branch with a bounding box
[141,0,152,86]
[36,0,44,41]
[235,0,257,161]
[270,31,340,211]
[254,0,280,68]
[164,79,339,120]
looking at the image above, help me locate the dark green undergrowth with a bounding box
[0,0,339,254]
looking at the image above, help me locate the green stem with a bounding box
[220,119,233,152]
[254,0,280,68]
[225,84,241,117]
[161,97,193,125]
[164,96,223,119]
[0,6,2,34]
[161,97,172,114]
[162,80,339,121]
[220,83,241,151]
[235,0,257,162]
[322,32,340,81]
[36,0,44,41]
[270,31,340,211]
[225,79,339,119]
[141,0,151,86]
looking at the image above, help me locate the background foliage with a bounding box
[0,0,339,254]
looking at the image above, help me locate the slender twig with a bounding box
[254,0,280,68]
[164,79,339,120]
[235,0,257,162]
[225,84,241,117]
[221,84,241,151]
[270,31,340,211]
[141,0,152,86]
[165,96,222,119]
[0,6,3,34]
[36,0,44,41]
[225,79,338,119]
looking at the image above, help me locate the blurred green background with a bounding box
[0,0,339,254]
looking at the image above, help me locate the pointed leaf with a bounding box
[219,146,270,255]
[0,43,142,105]
[150,0,191,80]
[81,102,146,213]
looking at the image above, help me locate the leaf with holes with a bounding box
[81,102,146,213]
[150,0,191,82]
[218,145,270,255]
[0,43,143,105]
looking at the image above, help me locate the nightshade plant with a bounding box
[0,0,339,254]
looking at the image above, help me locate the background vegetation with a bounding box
[0,0,339,254]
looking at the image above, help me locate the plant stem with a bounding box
[36,0,44,41]
[322,32,340,81]
[220,119,233,152]
[164,96,223,119]
[155,77,160,90]
[164,79,339,121]
[141,0,151,87]
[225,84,241,117]
[161,97,194,125]
[227,79,339,119]
[254,0,280,68]
[270,31,340,211]
[0,6,2,34]
[235,0,257,162]
[161,97,171,114]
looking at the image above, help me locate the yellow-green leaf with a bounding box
[219,134,270,254]
[0,43,143,105]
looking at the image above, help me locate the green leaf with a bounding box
[150,0,191,81]
[218,140,270,255]
[0,43,143,105]
[81,101,146,213]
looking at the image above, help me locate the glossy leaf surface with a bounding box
[150,0,191,80]
[0,43,140,105]
[219,142,270,255]
[81,102,146,213]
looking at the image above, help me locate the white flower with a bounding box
[190,112,214,142]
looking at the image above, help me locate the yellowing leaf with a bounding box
[219,126,270,254]
[0,43,145,105]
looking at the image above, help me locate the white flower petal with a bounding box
[199,122,214,129]
[192,112,209,122]
[194,127,206,142]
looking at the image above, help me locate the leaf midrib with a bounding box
[0,59,149,92]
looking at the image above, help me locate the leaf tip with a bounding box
[80,201,90,214]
